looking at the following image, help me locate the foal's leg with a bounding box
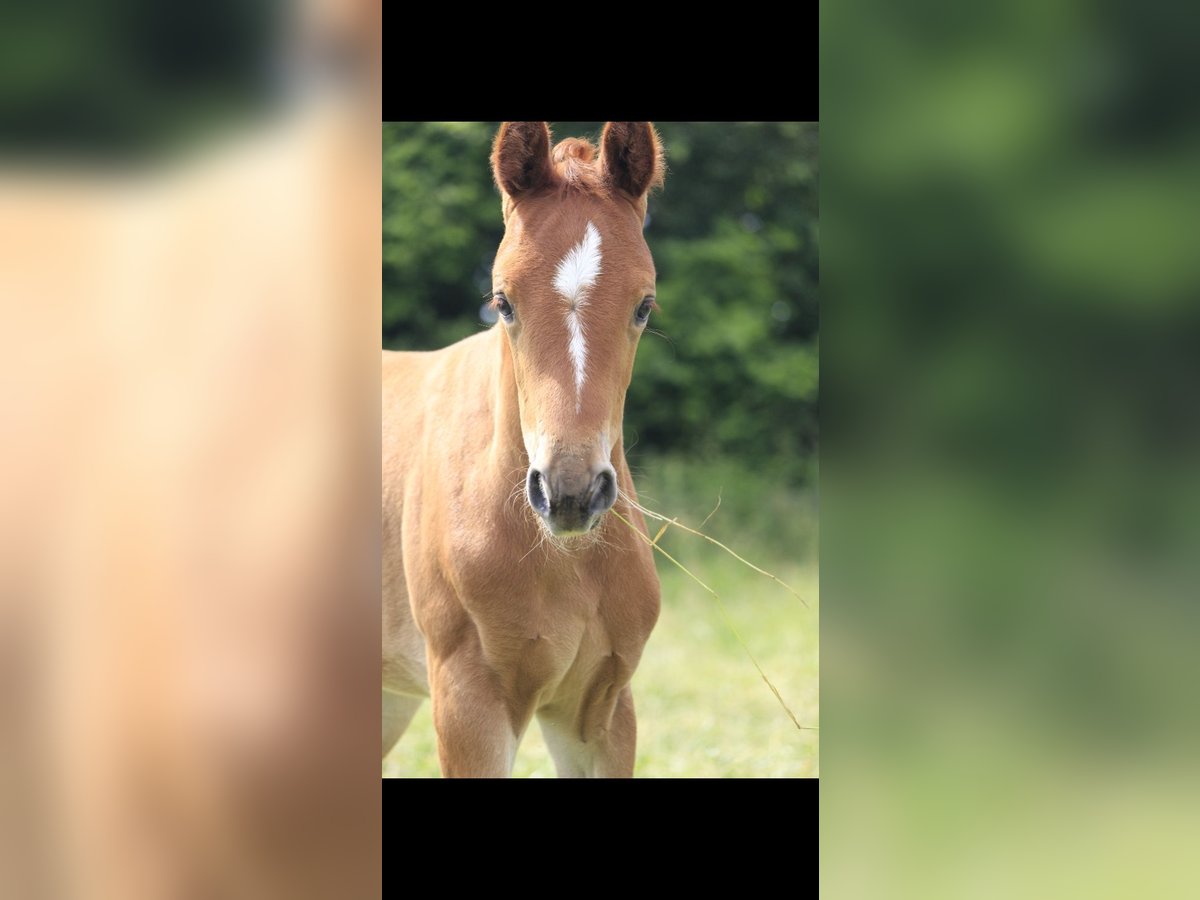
[381,691,423,759]
[428,655,518,778]
[538,686,638,778]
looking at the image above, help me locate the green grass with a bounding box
[383,459,819,778]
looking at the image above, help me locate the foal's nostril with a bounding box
[527,468,550,517]
[588,468,618,518]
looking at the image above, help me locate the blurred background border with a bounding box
[822,0,1200,894]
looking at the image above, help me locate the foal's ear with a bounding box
[491,122,555,198]
[599,122,665,199]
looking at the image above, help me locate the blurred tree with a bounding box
[383,122,819,484]
[0,0,278,159]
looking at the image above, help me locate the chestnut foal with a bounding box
[382,122,665,777]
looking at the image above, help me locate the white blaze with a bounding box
[552,221,602,413]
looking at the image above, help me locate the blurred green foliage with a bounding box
[0,1,278,160]
[383,122,819,485]
[823,0,1200,895]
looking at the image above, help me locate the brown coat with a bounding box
[382,122,665,777]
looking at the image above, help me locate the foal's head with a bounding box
[490,122,665,537]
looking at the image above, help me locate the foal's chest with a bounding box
[458,545,653,701]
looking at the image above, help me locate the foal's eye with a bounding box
[494,293,514,322]
[635,297,655,325]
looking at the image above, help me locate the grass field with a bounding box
[383,459,819,778]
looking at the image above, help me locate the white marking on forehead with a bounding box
[553,221,602,413]
[554,221,602,304]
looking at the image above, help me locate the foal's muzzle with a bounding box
[526,464,617,535]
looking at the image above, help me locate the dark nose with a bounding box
[526,465,617,535]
